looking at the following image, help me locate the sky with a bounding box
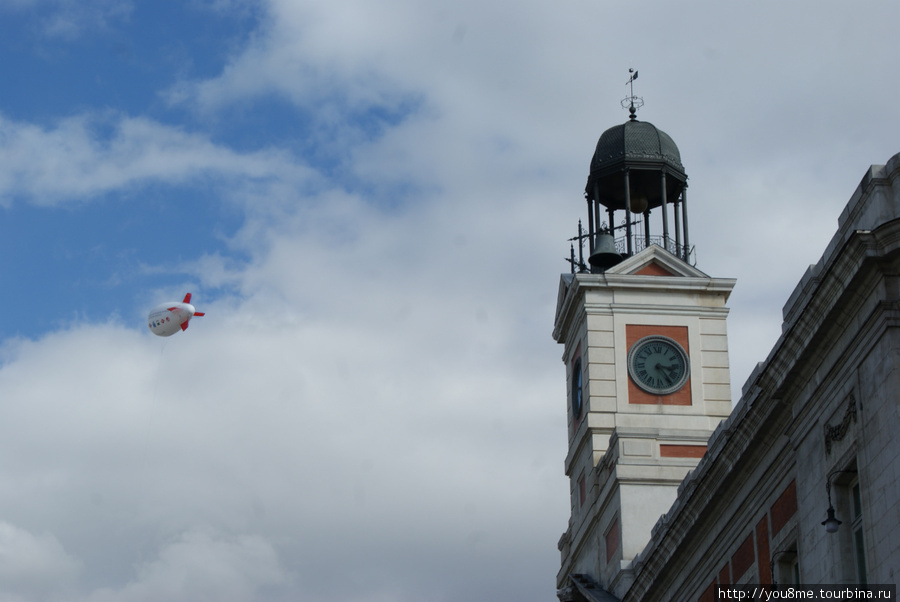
[0,1,898,601]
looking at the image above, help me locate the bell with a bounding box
[589,232,623,271]
[629,195,648,214]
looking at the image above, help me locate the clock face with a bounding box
[627,335,690,395]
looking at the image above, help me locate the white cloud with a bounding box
[0,0,133,40]
[82,529,290,602]
[0,173,568,599]
[0,522,81,600]
[0,112,315,208]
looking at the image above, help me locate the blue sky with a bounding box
[0,2,426,339]
[1,3,253,336]
[1,1,899,601]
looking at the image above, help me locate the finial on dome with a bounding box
[621,68,643,120]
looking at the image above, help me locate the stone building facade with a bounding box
[554,117,900,600]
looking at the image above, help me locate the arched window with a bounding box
[571,357,583,420]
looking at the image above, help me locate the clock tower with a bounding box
[554,107,735,600]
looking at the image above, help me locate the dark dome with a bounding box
[590,120,684,176]
[585,119,687,212]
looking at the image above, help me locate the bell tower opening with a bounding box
[568,75,693,275]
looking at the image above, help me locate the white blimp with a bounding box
[147,292,205,337]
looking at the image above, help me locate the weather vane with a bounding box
[621,68,643,120]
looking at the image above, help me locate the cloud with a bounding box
[0,0,133,40]
[0,522,81,600]
[0,168,567,600]
[0,112,315,208]
[82,529,291,602]
[165,1,422,113]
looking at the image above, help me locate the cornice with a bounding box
[564,420,607,475]
[554,270,735,342]
[584,303,731,318]
[600,274,736,296]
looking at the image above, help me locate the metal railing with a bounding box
[567,221,697,273]
[620,235,696,266]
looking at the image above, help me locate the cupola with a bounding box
[568,77,695,273]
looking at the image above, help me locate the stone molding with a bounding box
[824,395,857,455]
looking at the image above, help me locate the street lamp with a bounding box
[821,469,857,533]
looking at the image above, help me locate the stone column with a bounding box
[624,170,633,255]
[660,172,670,252]
[681,186,690,261]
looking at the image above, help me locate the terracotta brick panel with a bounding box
[699,581,717,602]
[756,516,771,585]
[718,563,730,586]
[770,480,797,536]
[660,444,708,458]
[605,518,620,563]
[635,262,676,277]
[626,324,692,405]
[731,534,755,582]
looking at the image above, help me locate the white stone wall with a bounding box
[554,245,736,596]
[855,330,900,584]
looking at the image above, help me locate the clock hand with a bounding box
[653,363,676,385]
[653,363,678,384]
